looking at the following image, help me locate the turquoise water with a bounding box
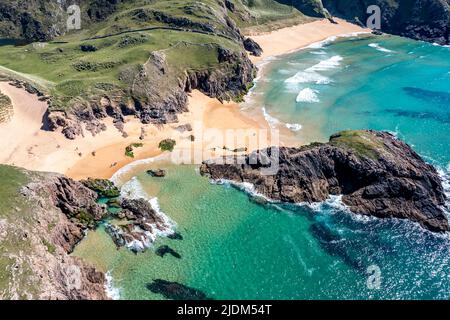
[248,34,450,165]
[74,35,450,300]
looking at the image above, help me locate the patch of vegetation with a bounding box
[0,166,28,217]
[159,139,176,152]
[72,209,96,228]
[0,165,42,298]
[81,178,120,198]
[42,238,56,255]
[231,0,315,33]
[125,142,144,158]
[329,130,385,160]
[72,60,121,72]
[0,92,13,123]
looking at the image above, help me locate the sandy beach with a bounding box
[247,18,369,64]
[0,18,368,180]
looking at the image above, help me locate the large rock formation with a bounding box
[46,44,256,139]
[322,0,450,45]
[0,166,108,299]
[200,130,449,233]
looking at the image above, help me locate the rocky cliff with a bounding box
[200,130,449,233]
[322,0,450,45]
[1,0,449,45]
[0,165,108,299]
[45,44,256,139]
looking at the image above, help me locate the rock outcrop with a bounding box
[45,44,256,139]
[243,37,263,56]
[200,130,449,233]
[322,0,450,45]
[106,198,175,253]
[0,167,110,299]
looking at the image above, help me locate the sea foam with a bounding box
[296,88,319,103]
[261,107,302,132]
[285,55,343,85]
[286,123,303,132]
[119,177,176,250]
[368,43,394,53]
[110,154,169,186]
[105,271,121,300]
[306,55,343,72]
[285,71,330,85]
[261,107,280,128]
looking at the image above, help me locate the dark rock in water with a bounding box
[243,38,263,57]
[372,30,383,36]
[200,130,449,233]
[249,195,269,206]
[155,245,181,259]
[105,224,128,248]
[310,223,364,271]
[147,169,166,177]
[104,198,173,252]
[167,232,183,240]
[121,198,167,226]
[81,178,120,198]
[146,279,212,300]
[403,87,450,106]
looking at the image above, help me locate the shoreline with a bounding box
[247,18,370,64]
[0,18,368,180]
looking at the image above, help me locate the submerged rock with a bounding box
[200,130,449,233]
[167,232,183,240]
[155,245,181,259]
[147,169,166,177]
[146,279,212,300]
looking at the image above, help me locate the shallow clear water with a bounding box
[74,35,450,300]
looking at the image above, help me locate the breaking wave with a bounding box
[286,123,303,132]
[105,271,121,300]
[285,56,343,85]
[296,88,319,103]
[261,107,302,132]
[261,106,280,128]
[110,154,169,186]
[119,177,176,251]
[368,43,394,53]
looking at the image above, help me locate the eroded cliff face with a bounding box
[322,0,450,45]
[0,166,108,300]
[46,45,256,139]
[200,130,449,233]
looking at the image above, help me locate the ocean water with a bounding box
[73,34,450,300]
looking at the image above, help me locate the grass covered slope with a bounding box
[0,0,260,139]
